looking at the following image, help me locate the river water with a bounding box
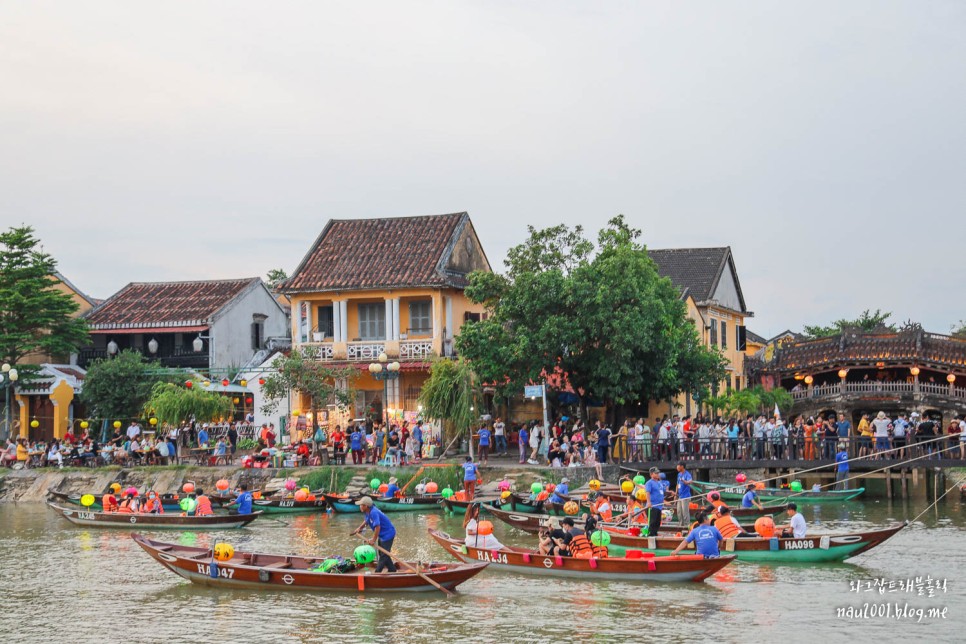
[1,493,963,643]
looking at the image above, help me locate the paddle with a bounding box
[356,535,455,597]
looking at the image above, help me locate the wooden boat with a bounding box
[371,495,443,512]
[321,493,364,513]
[689,480,865,503]
[599,522,906,562]
[251,490,328,514]
[429,530,734,582]
[439,496,504,514]
[133,533,487,593]
[48,502,261,530]
[496,494,629,517]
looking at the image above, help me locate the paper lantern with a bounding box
[948,374,956,384]
[113,421,122,429]
[563,501,579,515]
[233,397,240,404]
[735,473,747,484]
[354,545,376,564]
[425,482,438,494]
[216,479,230,491]
[30,420,39,428]
[213,543,235,561]
[588,479,602,491]
[477,520,494,535]
[294,489,308,502]
[590,530,611,547]
[185,380,193,389]
[258,378,266,386]
[80,494,95,507]
[285,479,297,491]
[239,379,247,387]
[754,517,776,538]
[530,482,543,494]
[620,480,634,494]
[149,417,158,426]
[80,421,89,430]
[182,482,196,494]
[634,487,647,502]
[222,378,230,387]
[632,475,646,486]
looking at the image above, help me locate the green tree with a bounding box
[260,348,356,427]
[951,320,966,339]
[418,357,479,456]
[0,226,89,366]
[750,385,794,417]
[457,216,726,420]
[266,268,288,289]
[803,309,895,339]
[145,381,234,426]
[81,350,169,434]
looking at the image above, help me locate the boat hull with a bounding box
[48,503,261,530]
[321,494,363,513]
[48,490,196,513]
[372,496,444,512]
[689,480,865,503]
[133,533,487,593]
[429,530,734,582]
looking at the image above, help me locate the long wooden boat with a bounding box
[429,529,733,582]
[321,493,363,513]
[599,522,906,562]
[48,502,262,530]
[689,480,865,503]
[134,533,487,593]
[439,496,505,515]
[47,490,211,513]
[251,490,328,514]
[372,495,444,512]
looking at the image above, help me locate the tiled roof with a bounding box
[284,213,479,292]
[768,329,966,373]
[746,329,768,345]
[648,247,730,302]
[85,278,258,330]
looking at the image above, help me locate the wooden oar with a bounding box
[356,535,455,597]
[400,467,426,495]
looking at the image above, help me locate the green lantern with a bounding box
[530,482,543,494]
[369,478,381,490]
[632,475,646,486]
[441,487,454,499]
[354,545,377,564]
[179,498,197,513]
[790,480,803,492]
[590,530,611,547]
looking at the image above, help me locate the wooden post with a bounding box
[885,469,892,498]
[901,469,908,497]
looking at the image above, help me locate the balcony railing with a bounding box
[791,380,966,402]
[303,342,334,360]
[400,339,434,360]
[347,342,385,361]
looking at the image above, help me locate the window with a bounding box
[721,321,728,350]
[710,319,718,346]
[734,376,741,391]
[252,314,267,350]
[357,303,386,341]
[464,311,481,323]
[408,301,432,334]
[317,305,334,338]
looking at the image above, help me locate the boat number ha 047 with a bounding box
[197,564,235,578]
[783,540,815,550]
[475,551,508,564]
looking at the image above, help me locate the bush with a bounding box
[237,438,258,451]
[297,467,356,493]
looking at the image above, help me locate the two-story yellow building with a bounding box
[281,212,490,428]
[646,247,753,420]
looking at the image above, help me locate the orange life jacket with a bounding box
[102,494,118,512]
[714,515,742,539]
[143,497,164,514]
[593,499,613,521]
[195,495,213,516]
[568,533,594,557]
[117,498,133,513]
[628,500,647,523]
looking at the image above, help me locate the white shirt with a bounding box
[494,422,505,436]
[872,419,891,437]
[464,518,505,550]
[126,424,140,440]
[789,512,807,538]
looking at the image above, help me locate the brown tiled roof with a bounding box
[85,278,258,330]
[768,329,966,373]
[648,247,747,312]
[284,213,478,292]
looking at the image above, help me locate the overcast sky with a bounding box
[2,1,964,337]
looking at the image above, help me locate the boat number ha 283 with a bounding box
[475,551,508,564]
[196,564,235,578]
[782,540,815,550]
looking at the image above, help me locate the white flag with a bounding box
[774,403,781,419]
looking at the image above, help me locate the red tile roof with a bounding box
[284,213,483,292]
[85,278,259,331]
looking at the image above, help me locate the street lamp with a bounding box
[368,352,400,427]
[1,363,20,441]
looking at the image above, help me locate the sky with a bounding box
[1,1,964,338]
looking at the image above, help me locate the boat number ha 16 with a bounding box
[475,551,508,564]
[196,564,235,578]
[782,540,815,550]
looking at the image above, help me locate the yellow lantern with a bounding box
[948,374,956,384]
[910,366,920,376]
[239,379,247,387]
[30,419,39,428]
[292,410,301,417]
[804,375,814,385]
[837,369,848,379]
[80,420,89,430]
[203,380,211,388]
[113,420,122,429]
[149,417,158,426]
[233,397,240,404]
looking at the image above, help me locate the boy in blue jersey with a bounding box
[670,511,723,558]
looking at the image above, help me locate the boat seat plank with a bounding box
[261,561,292,569]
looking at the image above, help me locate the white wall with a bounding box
[210,282,289,370]
[712,260,744,312]
[238,354,291,431]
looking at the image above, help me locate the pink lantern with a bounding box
[497,479,511,492]
[284,479,297,491]
[735,473,747,484]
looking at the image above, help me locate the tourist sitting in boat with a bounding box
[142,491,164,514]
[193,489,213,516]
[560,518,594,557]
[538,521,570,556]
[704,492,729,516]
[741,484,764,510]
[228,483,253,515]
[117,491,140,513]
[463,502,505,550]
[384,477,400,499]
[774,503,807,538]
[670,511,723,558]
[587,492,613,521]
[101,489,119,513]
[713,506,756,538]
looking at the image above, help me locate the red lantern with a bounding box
[222,378,229,387]
[185,380,193,389]
[246,397,253,404]
[258,378,265,386]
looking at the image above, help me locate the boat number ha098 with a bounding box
[475,551,508,564]
[782,540,815,550]
[197,564,235,579]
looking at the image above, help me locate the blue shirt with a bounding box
[384,483,400,498]
[365,507,396,541]
[549,483,569,504]
[685,524,723,557]
[478,429,491,446]
[413,426,422,442]
[836,451,849,472]
[350,431,363,450]
[519,428,528,445]
[835,421,851,438]
[677,470,692,499]
[644,479,665,509]
[198,429,209,445]
[235,491,253,514]
[741,490,758,508]
[597,428,611,447]
[462,462,479,482]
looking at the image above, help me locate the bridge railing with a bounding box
[790,380,966,401]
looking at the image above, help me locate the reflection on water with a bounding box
[1,495,963,642]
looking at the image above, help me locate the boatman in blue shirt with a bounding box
[741,483,763,510]
[670,511,723,558]
[462,456,481,500]
[644,467,666,537]
[229,483,253,515]
[351,496,397,572]
[835,443,850,490]
[549,477,570,504]
[674,463,693,525]
[476,425,491,466]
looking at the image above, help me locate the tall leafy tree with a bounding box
[0,226,89,366]
[418,357,479,455]
[145,382,234,426]
[803,309,895,339]
[458,216,726,420]
[260,348,356,427]
[81,350,169,434]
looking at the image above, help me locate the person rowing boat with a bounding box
[350,496,397,572]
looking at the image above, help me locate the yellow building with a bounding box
[281,212,491,429]
[744,329,767,358]
[646,247,752,420]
